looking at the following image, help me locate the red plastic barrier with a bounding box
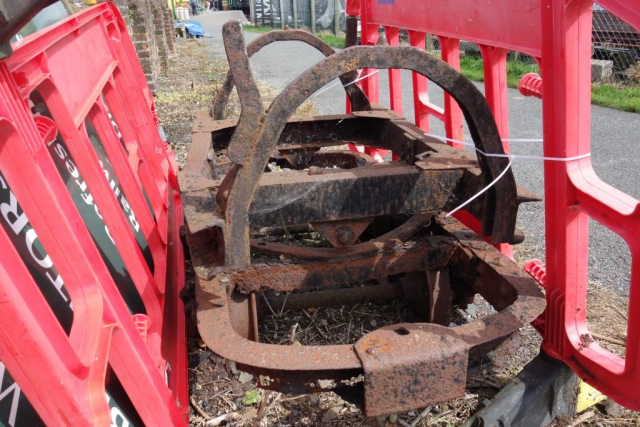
[349,0,640,411]
[0,3,187,426]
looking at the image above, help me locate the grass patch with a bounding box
[243,24,346,48]
[591,84,640,113]
[460,54,640,113]
[459,55,539,88]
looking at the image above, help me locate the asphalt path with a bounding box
[194,12,640,293]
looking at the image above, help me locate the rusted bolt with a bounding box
[366,348,376,355]
[335,226,355,246]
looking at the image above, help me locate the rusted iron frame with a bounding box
[218,22,518,268]
[211,29,371,121]
[193,215,545,415]
[180,115,535,246]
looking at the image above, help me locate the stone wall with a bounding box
[129,0,160,91]
[151,0,170,71]
[129,0,176,91]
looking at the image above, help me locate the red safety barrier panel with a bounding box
[349,0,640,411]
[0,3,187,426]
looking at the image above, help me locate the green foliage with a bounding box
[591,84,640,113]
[241,390,262,406]
[460,54,640,113]
[459,55,539,88]
[243,25,345,48]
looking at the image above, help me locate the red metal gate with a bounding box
[348,0,640,411]
[0,3,187,425]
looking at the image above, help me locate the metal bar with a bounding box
[279,0,285,29]
[333,0,339,35]
[292,0,297,28]
[258,281,401,315]
[247,166,464,227]
[310,0,315,33]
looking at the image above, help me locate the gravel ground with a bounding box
[156,18,638,426]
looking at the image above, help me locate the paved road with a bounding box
[194,12,640,293]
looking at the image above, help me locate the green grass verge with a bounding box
[459,55,539,88]
[242,26,640,113]
[591,84,640,113]
[460,54,640,113]
[243,25,345,48]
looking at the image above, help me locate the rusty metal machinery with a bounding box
[180,21,546,417]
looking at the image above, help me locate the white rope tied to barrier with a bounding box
[421,132,591,216]
[314,69,380,96]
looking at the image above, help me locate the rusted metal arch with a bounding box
[220,23,518,268]
[211,28,371,121]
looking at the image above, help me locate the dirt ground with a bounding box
[156,38,639,427]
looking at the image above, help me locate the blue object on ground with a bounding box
[174,20,210,38]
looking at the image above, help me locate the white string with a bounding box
[345,69,380,87]
[424,132,543,147]
[422,132,590,162]
[314,69,380,96]
[447,159,513,217]
[419,132,591,217]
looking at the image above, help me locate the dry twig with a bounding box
[190,396,211,420]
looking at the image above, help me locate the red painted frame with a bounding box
[348,0,640,410]
[0,3,187,425]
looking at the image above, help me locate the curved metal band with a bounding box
[211,29,371,120]
[222,41,517,268]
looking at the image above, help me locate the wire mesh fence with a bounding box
[592,4,640,84]
[252,0,347,33]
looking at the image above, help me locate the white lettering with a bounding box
[0,192,28,236]
[105,393,131,427]
[0,362,21,427]
[25,228,52,269]
[45,271,72,308]
[66,160,78,179]
[54,143,66,160]
[111,406,131,427]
